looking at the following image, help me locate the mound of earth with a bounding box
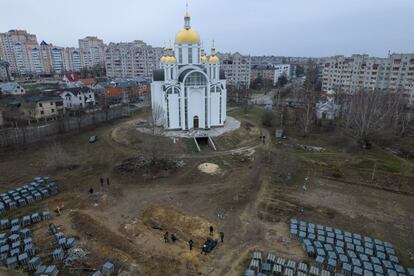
[114,156,185,176]
[197,163,221,175]
[142,206,218,244]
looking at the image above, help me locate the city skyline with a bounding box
[1,0,414,58]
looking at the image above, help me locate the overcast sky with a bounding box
[1,0,413,57]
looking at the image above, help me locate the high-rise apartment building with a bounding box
[322,54,414,105]
[218,52,251,88]
[78,36,105,68]
[0,30,107,75]
[105,41,157,80]
[0,30,37,73]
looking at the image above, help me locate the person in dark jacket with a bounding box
[220,231,224,243]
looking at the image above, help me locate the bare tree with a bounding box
[341,89,407,148]
[293,87,319,136]
[148,104,165,136]
[292,63,321,136]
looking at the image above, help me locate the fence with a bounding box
[0,106,140,148]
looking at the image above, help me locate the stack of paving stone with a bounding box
[244,251,333,276]
[0,225,40,271]
[92,261,115,275]
[0,176,58,214]
[51,231,77,251]
[0,210,51,230]
[290,218,411,276]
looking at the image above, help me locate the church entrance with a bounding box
[193,116,199,129]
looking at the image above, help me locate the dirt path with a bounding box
[105,112,270,160]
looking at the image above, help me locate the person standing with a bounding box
[106,178,110,186]
[209,226,214,236]
[220,232,224,243]
[171,233,177,242]
[188,239,194,250]
[164,231,169,243]
[100,177,104,187]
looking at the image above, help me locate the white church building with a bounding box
[151,10,227,130]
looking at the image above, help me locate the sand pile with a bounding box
[197,163,221,175]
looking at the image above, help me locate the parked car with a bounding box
[202,238,217,253]
[88,135,98,143]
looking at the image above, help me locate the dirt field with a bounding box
[0,107,413,275]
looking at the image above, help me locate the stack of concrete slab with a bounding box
[0,229,38,271]
[50,230,76,251]
[290,218,408,276]
[0,176,58,214]
[0,209,51,231]
[102,261,114,275]
[244,250,332,276]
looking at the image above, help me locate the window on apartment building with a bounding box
[39,103,43,107]
[51,109,55,113]
[40,111,44,115]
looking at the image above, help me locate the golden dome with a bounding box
[209,55,219,63]
[201,55,208,62]
[160,56,167,63]
[175,29,200,44]
[164,56,176,63]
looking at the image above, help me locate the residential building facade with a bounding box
[21,96,64,119]
[251,65,275,82]
[0,30,106,75]
[59,87,96,109]
[321,54,414,105]
[78,36,105,68]
[0,30,37,73]
[274,64,293,85]
[218,52,251,89]
[105,41,157,80]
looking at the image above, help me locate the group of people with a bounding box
[163,225,225,252]
[89,177,111,194]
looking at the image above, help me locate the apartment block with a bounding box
[322,54,414,105]
[274,64,294,85]
[105,41,157,80]
[251,65,275,82]
[218,52,251,89]
[78,36,105,68]
[0,30,37,73]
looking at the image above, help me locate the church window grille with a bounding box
[197,48,200,63]
[185,72,207,86]
[219,96,222,124]
[179,48,183,63]
[178,96,182,127]
[184,88,188,129]
[188,48,193,64]
[166,96,170,128]
[205,88,208,128]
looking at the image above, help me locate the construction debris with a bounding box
[114,156,185,175]
[296,144,326,152]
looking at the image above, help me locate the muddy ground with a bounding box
[0,110,413,275]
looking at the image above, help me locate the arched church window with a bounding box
[185,71,207,86]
